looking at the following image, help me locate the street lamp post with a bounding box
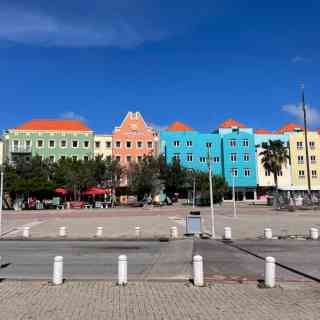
[0,170,3,237]
[207,147,215,238]
[232,174,237,218]
[301,84,312,199]
[192,173,196,209]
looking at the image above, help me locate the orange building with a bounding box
[112,111,159,166]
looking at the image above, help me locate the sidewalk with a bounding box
[0,281,318,320]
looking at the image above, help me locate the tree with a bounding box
[259,140,290,191]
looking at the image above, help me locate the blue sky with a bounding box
[0,0,320,133]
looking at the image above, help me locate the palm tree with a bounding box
[259,140,290,192]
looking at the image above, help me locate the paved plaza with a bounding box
[0,281,319,320]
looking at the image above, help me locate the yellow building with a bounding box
[288,130,320,190]
[94,134,112,161]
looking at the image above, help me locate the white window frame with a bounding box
[72,140,79,149]
[115,141,121,148]
[312,170,317,178]
[187,153,193,162]
[298,170,305,178]
[297,155,304,164]
[60,140,67,149]
[173,140,180,147]
[244,168,251,177]
[137,156,142,162]
[48,139,55,149]
[229,139,236,147]
[206,142,212,149]
[199,157,206,163]
[105,141,111,149]
[310,155,316,164]
[72,155,78,161]
[213,156,220,163]
[173,153,180,161]
[309,141,315,149]
[137,141,143,149]
[243,139,249,147]
[115,156,121,162]
[147,141,153,149]
[230,153,237,162]
[244,153,249,161]
[297,141,303,149]
[126,155,132,162]
[83,140,90,149]
[49,155,55,162]
[37,139,44,149]
[126,141,132,149]
[186,141,193,147]
[231,168,238,177]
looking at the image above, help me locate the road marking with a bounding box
[2,220,45,236]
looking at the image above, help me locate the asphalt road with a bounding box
[0,239,319,282]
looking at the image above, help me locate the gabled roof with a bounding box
[15,119,92,132]
[166,121,194,132]
[276,123,304,134]
[255,129,273,134]
[219,118,247,129]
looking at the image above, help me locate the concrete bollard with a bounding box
[59,226,67,237]
[193,255,204,286]
[223,227,232,240]
[22,227,30,238]
[309,228,319,240]
[264,256,276,288]
[52,256,64,285]
[170,226,178,239]
[96,227,104,237]
[135,226,141,238]
[264,228,272,239]
[118,255,128,285]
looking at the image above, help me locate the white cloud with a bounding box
[291,56,311,64]
[60,111,86,122]
[148,122,167,131]
[282,104,320,126]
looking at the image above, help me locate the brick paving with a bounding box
[0,281,319,320]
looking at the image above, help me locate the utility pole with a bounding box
[192,172,196,209]
[207,147,215,238]
[0,170,3,237]
[232,174,237,218]
[301,84,312,199]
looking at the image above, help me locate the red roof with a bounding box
[219,118,247,129]
[15,119,92,132]
[317,128,320,135]
[255,129,273,134]
[166,121,193,131]
[276,123,304,134]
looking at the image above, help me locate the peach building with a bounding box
[112,111,159,167]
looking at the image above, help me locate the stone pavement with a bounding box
[0,281,319,320]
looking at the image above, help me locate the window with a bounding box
[49,155,55,162]
[173,153,180,161]
[116,156,121,162]
[229,139,236,147]
[243,139,249,147]
[298,170,305,178]
[277,170,283,177]
[60,156,66,161]
[147,141,153,149]
[200,157,206,163]
[311,155,316,164]
[137,141,143,148]
[36,140,44,148]
[95,141,101,148]
[25,140,31,151]
[312,170,317,178]
[12,140,19,152]
[49,140,55,148]
[244,153,249,161]
[126,156,132,162]
[213,156,220,163]
[265,170,271,176]
[115,141,121,148]
[310,141,315,149]
[72,156,78,161]
[187,154,193,162]
[186,141,193,147]
[230,153,237,162]
[105,141,111,148]
[84,141,89,148]
[206,142,212,148]
[38,155,43,161]
[72,140,79,148]
[297,155,304,164]
[231,168,238,177]
[173,141,180,147]
[244,168,251,177]
[137,156,142,162]
[297,141,303,149]
[126,141,132,149]
[106,156,112,162]
[83,156,89,161]
[60,140,67,148]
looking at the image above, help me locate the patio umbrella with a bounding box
[54,188,68,195]
[82,187,108,196]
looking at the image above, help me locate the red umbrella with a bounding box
[54,188,68,195]
[82,187,108,196]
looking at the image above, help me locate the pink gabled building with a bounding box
[112,111,159,167]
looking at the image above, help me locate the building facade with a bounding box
[160,122,222,175]
[112,112,159,167]
[3,119,94,162]
[94,134,112,161]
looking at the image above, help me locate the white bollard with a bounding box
[135,226,141,238]
[193,255,204,286]
[264,228,272,239]
[52,256,64,285]
[224,227,232,240]
[96,227,104,237]
[59,226,67,237]
[309,228,319,240]
[170,226,178,239]
[118,255,128,285]
[22,227,30,238]
[264,256,276,288]
[0,255,2,268]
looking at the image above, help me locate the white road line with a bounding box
[2,220,45,236]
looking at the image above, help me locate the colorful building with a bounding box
[3,119,94,162]
[254,129,291,193]
[160,121,222,175]
[94,134,112,161]
[112,112,159,167]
